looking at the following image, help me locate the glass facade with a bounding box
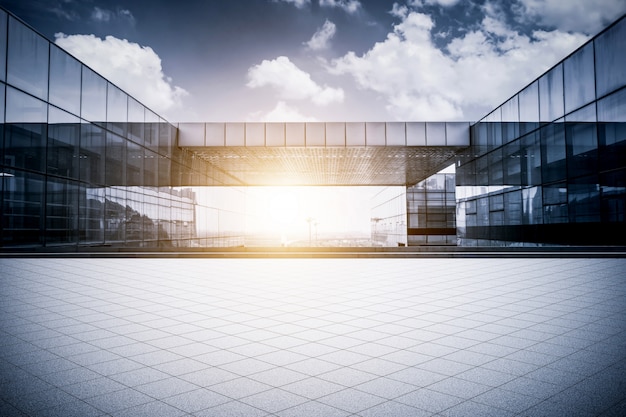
[1,5,624,250]
[0,10,247,249]
[407,172,456,246]
[370,187,407,246]
[457,15,626,246]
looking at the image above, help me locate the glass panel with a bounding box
[46,178,79,245]
[566,103,598,178]
[520,131,542,186]
[539,64,564,122]
[7,17,48,100]
[2,170,45,246]
[144,148,158,186]
[601,169,626,223]
[540,121,566,183]
[519,81,539,135]
[501,96,519,144]
[49,45,81,116]
[107,84,128,136]
[5,88,46,173]
[126,141,143,185]
[128,97,145,144]
[564,42,595,113]
[105,132,126,186]
[79,185,105,244]
[79,123,105,185]
[502,139,521,186]
[598,89,626,173]
[145,109,159,149]
[504,190,522,225]
[568,176,600,223]
[522,186,543,225]
[5,86,46,123]
[81,67,107,123]
[0,10,8,82]
[595,19,626,97]
[47,106,80,180]
[105,186,126,243]
[543,182,568,224]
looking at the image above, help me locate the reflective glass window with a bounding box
[126,141,143,185]
[595,18,626,97]
[502,139,521,186]
[519,81,539,134]
[522,186,543,225]
[520,131,542,186]
[568,176,600,223]
[106,84,127,136]
[0,10,7,81]
[566,103,598,178]
[504,190,522,225]
[49,45,81,116]
[501,96,519,144]
[539,64,564,122]
[79,123,105,185]
[7,17,48,100]
[2,170,45,246]
[540,121,566,183]
[488,149,503,185]
[543,182,568,223]
[564,42,595,113]
[128,97,145,144]
[5,86,46,123]
[144,148,158,186]
[47,106,80,180]
[105,132,126,186]
[5,87,46,173]
[81,67,107,123]
[145,109,159,150]
[46,178,79,245]
[105,186,127,243]
[597,89,626,173]
[600,169,626,223]
[79,185,105,244]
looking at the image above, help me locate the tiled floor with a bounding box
[1,257,625,416]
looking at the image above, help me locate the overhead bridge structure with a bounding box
[178,122,470,186]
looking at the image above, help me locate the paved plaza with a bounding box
[1,257,625,416]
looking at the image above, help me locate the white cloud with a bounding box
[91,7,136,24]
[274,0,311,8]
[515,0,626,34]
[305,20,337,50]
[54,33,188,115]
[248,101,318,122]
[247,56,344,106]
[319,0,361,14]
[407,0,462,7]
[329,11,589,121]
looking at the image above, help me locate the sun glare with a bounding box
[268,188,299,228]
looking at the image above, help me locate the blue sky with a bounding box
[2,0,625,123]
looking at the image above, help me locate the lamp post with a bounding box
[305,217,315,246]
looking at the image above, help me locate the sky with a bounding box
[2,0,625,124]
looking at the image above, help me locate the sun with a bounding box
[268,188,299,229]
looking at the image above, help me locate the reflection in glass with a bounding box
[0,10,7,81]
[81,67,107,123]
[564,42,595,113]
[595,19,626,97]
[2,171,45,246]
[539,64,564,122]
[7,17,48,100]
[49,45,81,116]
[46,178,79,245]
[48,106,80,179]
[107,84,128,136]
[79,123,105,185]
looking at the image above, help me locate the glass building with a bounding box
[0,8,248,249]
[456,15,626,246]
[0,5,624,250]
